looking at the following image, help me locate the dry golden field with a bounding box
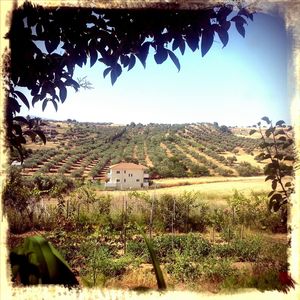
[95,176,270,206]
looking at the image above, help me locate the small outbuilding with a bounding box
[105,162,149,189]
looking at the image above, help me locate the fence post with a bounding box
[171,197,175,249]
[149,195,154,239]
[66,199,69,218]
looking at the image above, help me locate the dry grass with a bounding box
[221,150,265,168]
[144,142,154,167]
[106,264,173,290]
[24,141,59,150]
[96,176,270,206]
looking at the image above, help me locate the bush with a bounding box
[212,235,262,262]
[189,164,210,176]
[166,250,201,282]
[199,257,236,282]
[153,234,211,262]
[236,161,261,176]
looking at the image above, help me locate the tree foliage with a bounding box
[250,117,295,225]
[4,2,254,160]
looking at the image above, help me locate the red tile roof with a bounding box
[109,162,148,170]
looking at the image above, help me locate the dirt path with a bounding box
[183,142,238,176]
[160,142,173,157]
[144,142,153,167]
[174,143,218,175]
[133,145,138,160]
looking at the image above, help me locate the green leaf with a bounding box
[265,127,274,138]
[274,153,283,160]
[186,31,199,52]
[51,100,58,111]
[235,22,245,38]
[262,116,271,124]
[9,97,21,113]
[42,99,48,111]
[58,84,67,103]
[231,15,248,25]
[13,116,29,125]
[265,175,275,181]
[120,55,130,68]
[167,49,180,71]
[172,36,182,51]
[45,38,60,54]
[276,120,285,127]
[268,190,275,197]
[128,54,136,71]
[201,28,214,57]
[284,155,294,161]
[274,129,285,136]
[216,26,229,48]
[136,42,151,68]
[65,79,80,91]
[154,47,168,64]
[111,64,122,85]
[272,180,277,190]
[14,91,30,109]
[89,46,98,68]
[10,236,78,285]
[33,130,46,144]
[32,95,41,107]
[179,39,185,55]
[136,224,166,290]
[103,67,112,78]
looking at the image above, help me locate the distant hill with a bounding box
[16,121,282,180]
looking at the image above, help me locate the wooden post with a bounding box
[66,199,69,218]
[124,197,127,254]
[77,203,80,221]
[171,197,175,249]
[149,195,154,239]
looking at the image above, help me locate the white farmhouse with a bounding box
[105,162,149,189]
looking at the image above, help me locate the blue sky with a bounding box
[20,11,291,126]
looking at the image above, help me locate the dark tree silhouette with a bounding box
[4,2,254,160]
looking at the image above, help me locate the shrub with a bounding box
[199,257,236,282]
[189,164,210,176]
[212,235,262,262]
[166,250,201,282]
[236,161,261,176]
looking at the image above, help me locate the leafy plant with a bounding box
[250,117,294,225]
[10,236,78,286]
[137,224,167,290]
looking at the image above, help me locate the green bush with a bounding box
[212,235,262,262]
[199,257,236,282]
[166,250,201,282]
[236,161,262,176]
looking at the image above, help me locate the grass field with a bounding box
[95,176,270,206]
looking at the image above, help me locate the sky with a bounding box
[19,11,291,126]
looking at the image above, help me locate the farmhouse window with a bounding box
[116,171,120,174]
[136,179,140,182]
[116,179,120,182]
[124,170,126,174]
[124,179,126,182]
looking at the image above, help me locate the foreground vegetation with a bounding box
[5,117,295,292]
[6,167,289,292]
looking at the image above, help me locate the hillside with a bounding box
[13,121,269,181]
